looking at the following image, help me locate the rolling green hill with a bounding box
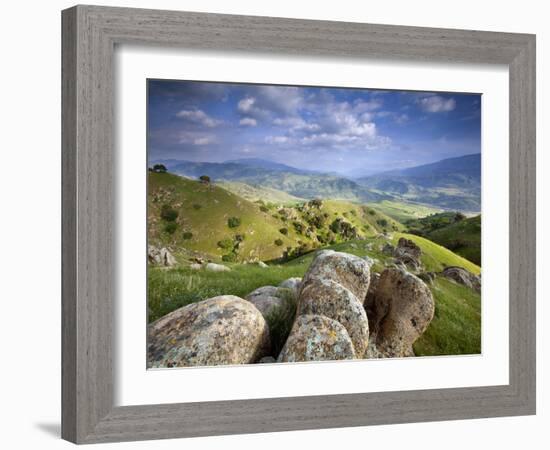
[424,215,481,265]
[404,213,481,266]
[370,200,443,222]
[217,181,304,205]
[148,172,402,264]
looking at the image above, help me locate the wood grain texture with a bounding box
[61,5,536,444]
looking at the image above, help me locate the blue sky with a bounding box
[148,79,481,176]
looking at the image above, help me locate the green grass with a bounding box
[371,200,443,223]
[148,235,482,357]
[148,263,305,323]
[413,277,481,356]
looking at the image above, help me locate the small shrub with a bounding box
[221,253,237,262]
[227,217,241,228]
[234,234,245,242]
[152,164,167,173]
[163,222,178,234]
[377,218,388,227]
[182,231,193,240]
[217,239,234,250]
[292,221,304,234]
[259,205,269,213]
[279,227,288,235]
[274,238,284,246]
[368,209,376,216]
[160,204,178,222]
[199,175,211,184]
[192,204,202,210]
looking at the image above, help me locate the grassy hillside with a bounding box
[405,213,481,265]
[148,172,297,262]
[148,172,401,263]
[425,215,481,265]
[217,181,304,205]
[413,277,480,356]
[370,200,443,222]
[148,236,481,356]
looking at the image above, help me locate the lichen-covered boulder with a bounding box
[277,314,355,362]
[147,295,270,367]
[441,266,481,293]
[245,286,285,317]
[301,250,371,302]
[298,278,369,356]
[370,268,435,357]
[279,277,302,296]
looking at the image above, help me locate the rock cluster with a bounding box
[278,250,371,361]
[147,245,479,366]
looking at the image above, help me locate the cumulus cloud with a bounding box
[418,95,456,113]
[239,117,257,127]
[237,97,256,113]
[175,109,223,127]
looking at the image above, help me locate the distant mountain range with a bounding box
[151,154,481,212]
[357,154,481,211]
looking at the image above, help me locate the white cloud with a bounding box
[178,131,217,146]
[175,109,222,127]
[418,95,456,113]
[237,97,256,113]
[239,117,257,127]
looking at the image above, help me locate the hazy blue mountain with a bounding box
[223,158,317,175]
[153,159,388,203]
[358,154,481,211]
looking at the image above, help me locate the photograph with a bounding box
[146,79,482,368]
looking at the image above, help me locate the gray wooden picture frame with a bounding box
[61,5,536,444]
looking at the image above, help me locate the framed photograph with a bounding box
[62,5,536,444]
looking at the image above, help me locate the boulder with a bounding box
[369,268,435,357]
[257,261,269,268]
[278,277,302,296]
[298,278,369,356]
[205,262,231,272]
[393,237,422,271]
[277,314,356,362]
[148,245,177,267]
[245,286,285,317]
[301,250,371,302]
[189,263,202,271]
[441,266,481,292]
[395,237,422,259]
[148,295,270,367]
